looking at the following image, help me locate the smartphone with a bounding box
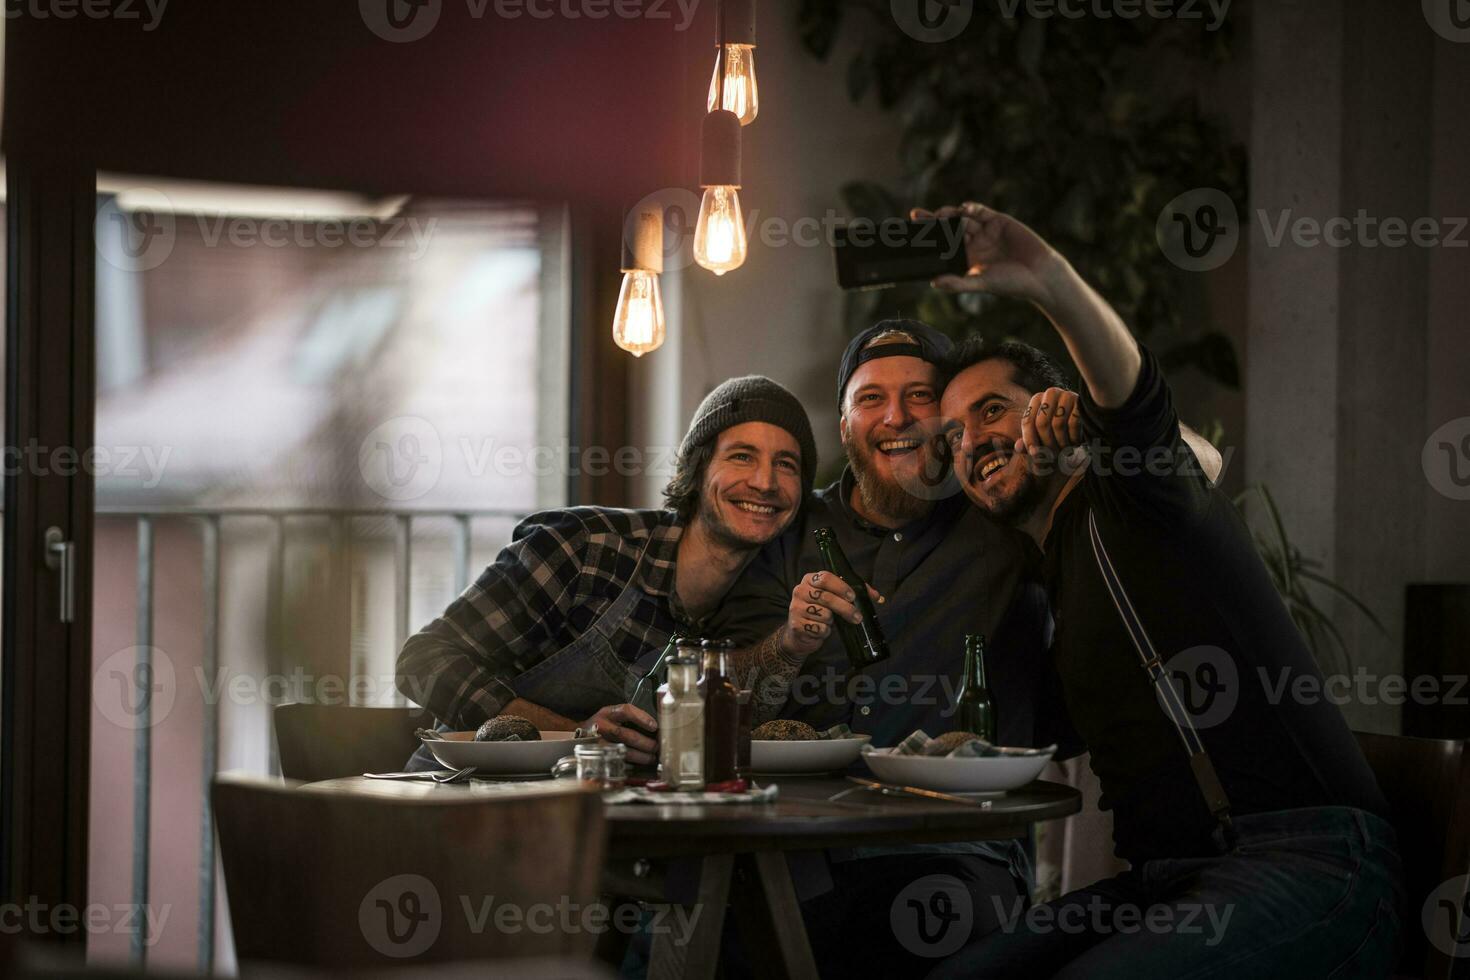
[833,216,970,290]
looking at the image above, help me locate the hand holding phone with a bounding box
[832,216,970,290]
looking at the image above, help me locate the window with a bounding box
[87,178,570,971]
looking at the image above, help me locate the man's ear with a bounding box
[838,411,849,443]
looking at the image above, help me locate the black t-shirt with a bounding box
[1040,345,1388,863]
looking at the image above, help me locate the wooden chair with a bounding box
[1354,731,1470,979]
[274,703,425,781]
[213,774,607,972]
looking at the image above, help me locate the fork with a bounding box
[432,766,476,784]
[363,766,475,783]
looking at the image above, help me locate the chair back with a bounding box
[274,703,424,781]
[214,773,606,971]
[1354,731,1470,979]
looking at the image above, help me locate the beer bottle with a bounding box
[956,633,996,742]
[812,526,890,669]
[631,633,680,715]
[698,639,739,783]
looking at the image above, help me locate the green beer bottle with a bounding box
[631,633,680,715]
[956,633,996,741]
[812,527,890,669]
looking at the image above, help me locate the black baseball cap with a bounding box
[836,318,955,407]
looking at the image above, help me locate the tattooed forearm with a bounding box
[728,627,805,725]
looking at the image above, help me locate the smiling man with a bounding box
[929,201,1399,978]
[395,375,816,767]
[710,320,1064,977]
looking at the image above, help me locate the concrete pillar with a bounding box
[1248,0,1437,732]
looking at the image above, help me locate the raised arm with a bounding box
[917,202,1142,408]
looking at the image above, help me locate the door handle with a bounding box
[43,526,75,624]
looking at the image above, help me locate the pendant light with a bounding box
[612,207,666,357]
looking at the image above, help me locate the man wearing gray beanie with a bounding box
[397,375,816,767]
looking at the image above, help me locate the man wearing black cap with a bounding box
[711,320,1060,975]
[396,375,818,767]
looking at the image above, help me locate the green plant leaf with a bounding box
[1295,569,1387,634]
[797,0,843,61]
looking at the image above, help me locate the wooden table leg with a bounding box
[648,852,733,980]
[729,852,820,980]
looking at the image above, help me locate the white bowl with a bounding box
[422,731,597,775]
[861,746,1054,793]
[750,735,871,773]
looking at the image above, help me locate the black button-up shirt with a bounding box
[712,468,1065,750]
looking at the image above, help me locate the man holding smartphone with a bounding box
[712,319,1066,976]
[929,201,1401,977]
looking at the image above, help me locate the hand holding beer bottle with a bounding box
[781,571,881,658]
[779,529,885,661]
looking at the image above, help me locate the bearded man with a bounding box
[930,201,1398,978]
[710,320,1064,977]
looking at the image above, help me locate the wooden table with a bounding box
[305,774,1080,979]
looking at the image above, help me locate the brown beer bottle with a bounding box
[812,527,890,669]
[699,639,739,783]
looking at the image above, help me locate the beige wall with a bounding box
[1248,0,1470,732]
[629,12,906,501]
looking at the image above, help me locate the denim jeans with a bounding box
[927,806,1404,980]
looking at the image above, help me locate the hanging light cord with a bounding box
[715,0,726,112]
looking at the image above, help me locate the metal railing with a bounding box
[95,505,526,972]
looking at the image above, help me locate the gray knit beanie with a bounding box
[679,376,818,496]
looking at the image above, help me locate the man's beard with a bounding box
[970,464,1047,528]
[844,429,933,526]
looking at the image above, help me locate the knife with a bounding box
[842,776,993,808]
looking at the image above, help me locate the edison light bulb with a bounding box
[693,185,748,276]
[612,269,665,357]
[707,44,758,126]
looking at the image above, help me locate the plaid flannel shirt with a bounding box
[396,506,694,729]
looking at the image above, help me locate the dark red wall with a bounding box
[4,0,705,204]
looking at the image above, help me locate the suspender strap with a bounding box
[1087,510,1236,849]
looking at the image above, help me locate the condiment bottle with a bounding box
[658,639,706,788]
[699,638,739,783]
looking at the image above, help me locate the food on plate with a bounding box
[474,715,540,742]
[924,731,983,756]
[752,719,820,741]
